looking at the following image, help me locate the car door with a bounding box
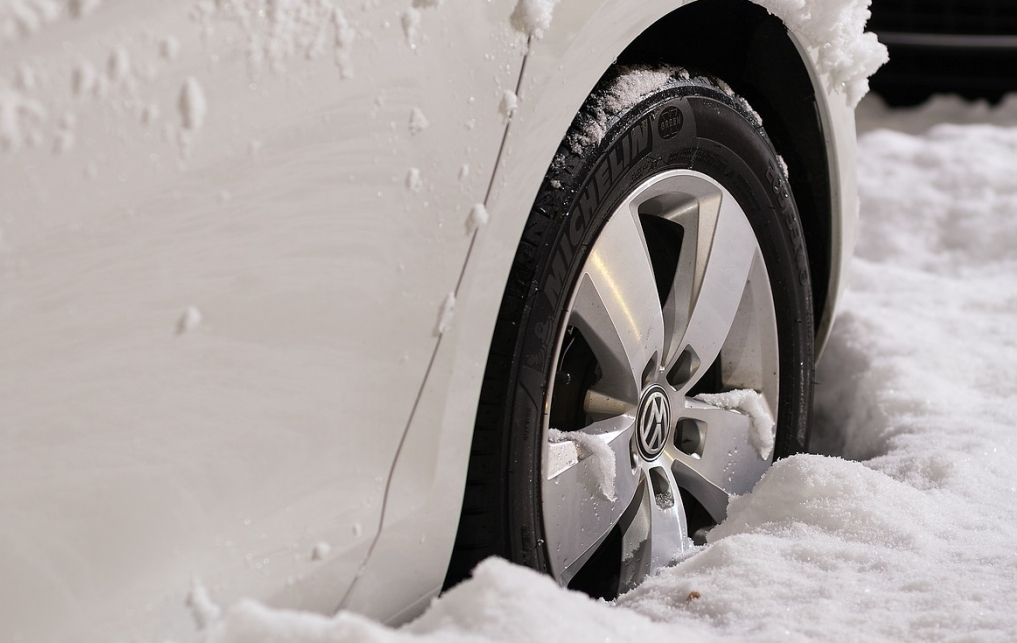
[0,1,523,641]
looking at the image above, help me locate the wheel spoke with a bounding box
[543,416,640,584]
[570,209,665,402]
[668,399,773,522]
[643,186,723,367]
[663,194,759,392]
[616,459,688,593]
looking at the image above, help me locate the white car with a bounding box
[0,0,864,641]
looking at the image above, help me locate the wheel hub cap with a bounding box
[636,384,670,460]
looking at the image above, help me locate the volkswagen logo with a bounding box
[636,384,671,460]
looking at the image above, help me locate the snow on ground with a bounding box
[202,97,1017,643]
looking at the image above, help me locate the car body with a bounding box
[0,1,860,641]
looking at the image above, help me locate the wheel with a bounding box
[447,68,814,599]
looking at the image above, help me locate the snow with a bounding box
[694,389,775,460]
[401,7,421,47]
[406,167,423,193]
[0,0,60,46]
[311,542,332,561]
[178,77,208,131]
[71,59,98,96]
[159,35,181,61]
[753,0,887,106]
[408,106,429,135]
[509,0,559,39]
[176,305,203,335]
[178,95,1017,643]
[568,66,687,152]
[106,45,131,82]
[0,85,46,151]
[548,428,617,502]
[185,0,355,76]
[465,203,489,235]
[333,8,356,79]
[499,89,518,120]
[68,0,101,19]
[435,291,455,336]
[186,578,222,631]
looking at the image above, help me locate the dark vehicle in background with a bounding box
[868,0,1017,105]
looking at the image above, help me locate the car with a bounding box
[0,0,866,641]
[868,0,1017,105]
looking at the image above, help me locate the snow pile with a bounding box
[694,389,775,460]
[849,99,1017,273]
[858,92,1017,135]
[754,0,887,106]
[206,558,722,643]
[189,96,1017,643]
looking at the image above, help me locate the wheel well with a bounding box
[617,0,832,334]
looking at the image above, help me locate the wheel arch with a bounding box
[615,0,837,348]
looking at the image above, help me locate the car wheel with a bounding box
[447,68,814,599]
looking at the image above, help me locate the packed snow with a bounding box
[694,389,775,460]
[195,95,1017,642]
[548,428,617,502]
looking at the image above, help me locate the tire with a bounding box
[447,68,814,599]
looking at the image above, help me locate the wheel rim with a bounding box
[541,170,780,596]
